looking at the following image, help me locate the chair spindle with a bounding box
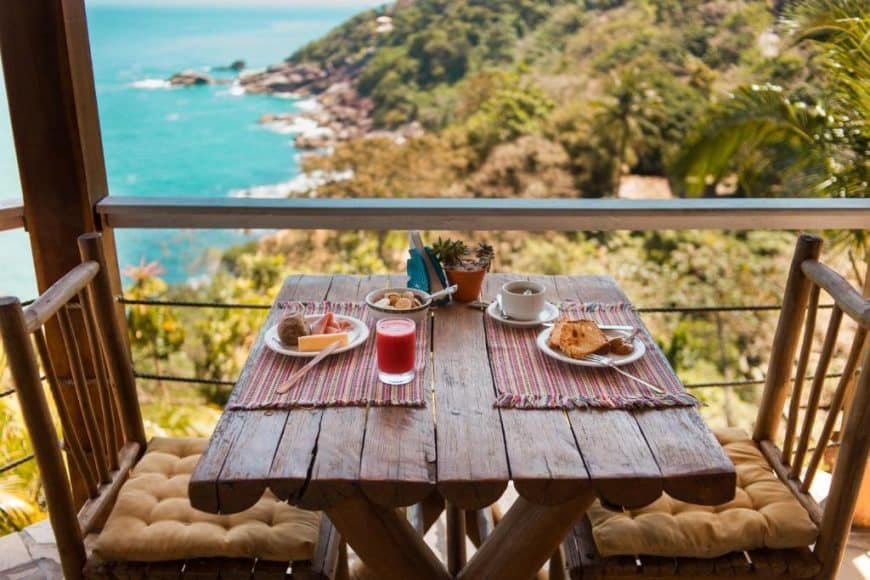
[791,305,843,479]
[802,326,867,492]
[33,329,99,497]
[78,290,120,470]
[782,284,821,465]
[57,304,111,484]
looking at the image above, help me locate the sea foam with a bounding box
[130,78,172,90]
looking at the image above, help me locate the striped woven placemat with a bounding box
[228,302,428,410]
[486,302,697,410]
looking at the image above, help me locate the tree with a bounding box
[591,68,664,194]
[672,0,869,198]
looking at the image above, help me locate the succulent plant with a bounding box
[432,237,469,268]
[475,242,495,270]
[432,237,495,271]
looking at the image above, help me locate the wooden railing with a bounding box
[96,196,870,231]
[0,200,24,232]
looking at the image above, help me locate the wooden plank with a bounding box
[486,274,591,505]
[565,275,734,506]
[96,195,870,231]
[256,275,333,505]
[554,276,665,508]
[296,275,367,510]
[213,273,330,513]
[189,275,314,513]
[635,407,736,505]
[359,275,438,507]
[433,295,509,510]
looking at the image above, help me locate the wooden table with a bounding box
[190,274,736,580]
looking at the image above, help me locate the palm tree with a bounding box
[593,69,664,195]
[672,0,868,199]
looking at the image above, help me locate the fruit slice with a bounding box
[297,332,349,352]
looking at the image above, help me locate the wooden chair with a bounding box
[563,233,869,580]
[0,233,344,580]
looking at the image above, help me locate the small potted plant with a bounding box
[432,237,495,302]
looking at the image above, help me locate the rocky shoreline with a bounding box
[167,59,396,151]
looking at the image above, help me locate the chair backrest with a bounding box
[753,233,869,579]
[0,233,145,580]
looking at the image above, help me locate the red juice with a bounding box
[376,318,416,384]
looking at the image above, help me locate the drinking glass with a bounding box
[376,317,416,385]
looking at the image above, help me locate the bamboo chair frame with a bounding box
[566,233,870,580]
[0,233,343,580]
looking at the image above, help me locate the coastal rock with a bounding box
[168,70,214,86]
[214,59,246,72]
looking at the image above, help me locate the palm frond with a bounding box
[671,85,829,196]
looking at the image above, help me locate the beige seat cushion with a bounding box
[93,438,320,562]
[589,428,819,558]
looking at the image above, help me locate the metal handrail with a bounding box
[0,199,24,232]
[96,196,870,231]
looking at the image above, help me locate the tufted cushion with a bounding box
[93,438,321,562]
[588,428,819,558]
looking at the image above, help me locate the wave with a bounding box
[262,116,333,138]
[229,169,354,199]
[130,78,172,90]
[294,97,321,112]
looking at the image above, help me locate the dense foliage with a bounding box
[291,0,867,202]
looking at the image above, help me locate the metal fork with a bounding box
[584,353,666,395]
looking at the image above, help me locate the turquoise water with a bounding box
[0,3,367,297]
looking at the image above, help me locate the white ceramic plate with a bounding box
[486,301,560,328]
[265,314,369,358]
[536,326,646,367]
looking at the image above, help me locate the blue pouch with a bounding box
[406,247,450,305]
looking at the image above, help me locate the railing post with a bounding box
[0,0,130,504]
[753,233,822,442]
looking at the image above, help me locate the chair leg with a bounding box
[549,547,566,580]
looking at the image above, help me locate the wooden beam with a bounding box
[96,196,870,231]
[0,200,24,232]
[0,0,127,505]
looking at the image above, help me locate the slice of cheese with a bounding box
[297,332,350,352]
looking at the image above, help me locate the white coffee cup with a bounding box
[499,281,546,320]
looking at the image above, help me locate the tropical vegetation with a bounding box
[0,0,865,535]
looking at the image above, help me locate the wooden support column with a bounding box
[0,0,128,505]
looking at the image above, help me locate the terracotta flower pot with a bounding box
[446,268,486,302]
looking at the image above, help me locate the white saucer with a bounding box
[264,314,369,357]
[486,301,560,328]
[536,326,646,367]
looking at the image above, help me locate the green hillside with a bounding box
[286,0,840,198]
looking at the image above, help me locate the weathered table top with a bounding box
[190,274,735,515]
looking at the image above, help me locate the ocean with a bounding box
[0,3,368,297]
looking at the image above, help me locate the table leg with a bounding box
[326,488,451,580]
[457,489,596,580]
[446,501,467,574]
